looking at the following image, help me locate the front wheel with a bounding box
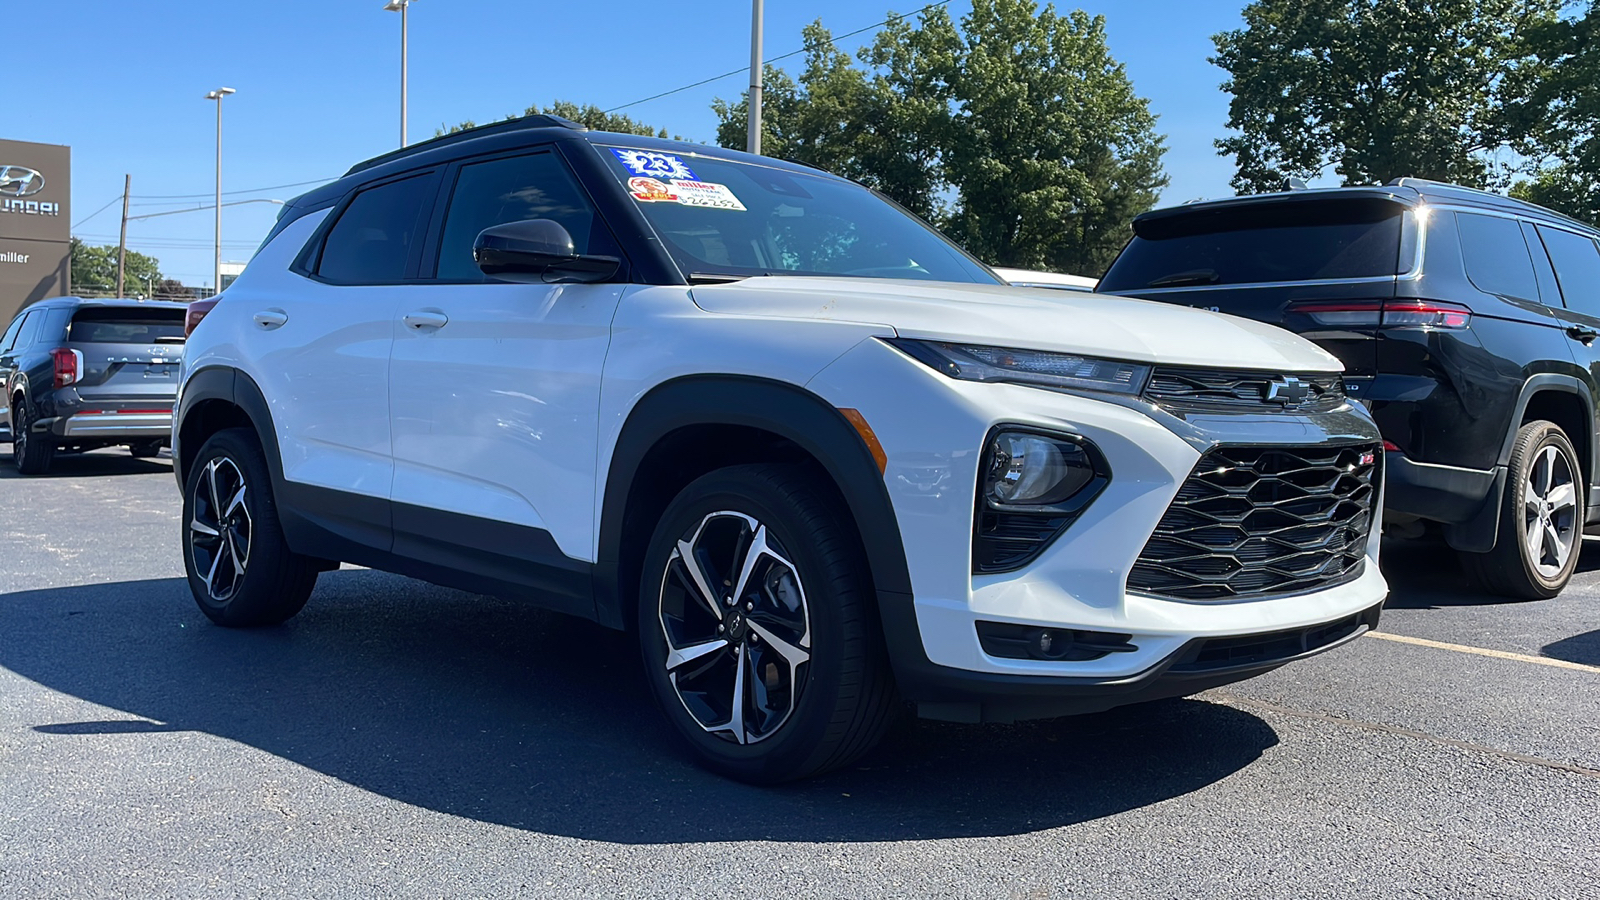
[637,464,897,783]
[1462,420,1584,599]
[183,428,318,626]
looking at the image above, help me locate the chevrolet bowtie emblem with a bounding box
[1264,376,1312,408]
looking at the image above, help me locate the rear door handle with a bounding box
[402,310,449,331]
[1566,325,1599,345]
[253,309,288,329]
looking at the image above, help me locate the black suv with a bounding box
[1,297,188,474]
[1100,178,1600,599]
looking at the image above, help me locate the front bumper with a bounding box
[808,339,1390,718]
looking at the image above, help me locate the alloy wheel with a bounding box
[190,456,253,602]
[1523,443,1578,578]
[657,511,812,745]
[12,404,26,460]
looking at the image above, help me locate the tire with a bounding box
[1462,420,1584,600]
[637,464,897,783]
[11,397,55,475]
[183,427,318,626]
[128,440,163,459]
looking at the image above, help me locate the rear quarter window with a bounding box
[1101,199,1405,291]
[68,307,187,343]
[1455,213,1540,303]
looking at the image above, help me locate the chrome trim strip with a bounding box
[59,413,172,437]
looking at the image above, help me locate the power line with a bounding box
[133,177,336,201]
[603,0,953,114]
[72,195,125,230]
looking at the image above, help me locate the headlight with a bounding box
[889,338,1150,395]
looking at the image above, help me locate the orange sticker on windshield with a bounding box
[629,177,678,202]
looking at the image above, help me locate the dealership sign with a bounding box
[0,164,59,217]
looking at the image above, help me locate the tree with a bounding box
[437,101,679,139]
[1510,6,1600,224]
[69,238,164,297]
[712,1,1167,275]
[1213,0,1562,193]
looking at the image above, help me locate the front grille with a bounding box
[1128,443,1379,601]
[1145,367,1345,413]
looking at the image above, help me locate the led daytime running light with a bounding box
[893,339,1150,394]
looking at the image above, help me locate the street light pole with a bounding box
[205,87,236,296]
[747,0,763,155]
[384,0,416,147]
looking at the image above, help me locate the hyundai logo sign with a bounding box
[0,166,44,198]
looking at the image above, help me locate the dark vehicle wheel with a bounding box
[183,428,318,626]
[637,464,896,783]
[1463,420,1584,600]
[128,440,163,459]
[11,398,55,475]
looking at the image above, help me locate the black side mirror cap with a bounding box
[473,219,621,284]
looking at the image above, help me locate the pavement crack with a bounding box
[1211,693,1600,780]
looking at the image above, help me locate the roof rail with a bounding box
[344,114,586,176]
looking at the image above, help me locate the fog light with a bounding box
[985,432,1096,508]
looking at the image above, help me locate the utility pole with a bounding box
[205,87,236,296]
[384,0,416,147]
[116,173,130,298]
[747,0,763,155]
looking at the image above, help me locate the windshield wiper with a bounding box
[1147,268,1220,288]
[687,272,753,284]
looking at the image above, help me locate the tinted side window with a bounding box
[13,311,42,349]
[316,174,433,284]
[435,152,611,281]
[1536,225,1600,319]
[1455,213,1539,303]
[0,314,24,351]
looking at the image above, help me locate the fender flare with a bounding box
[173,366,283,489]
[1497,373,1594,474]
[593,374,914,632]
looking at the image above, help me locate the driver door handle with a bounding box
[1566,325,1599,345]
[253,309,288,329]
[403,311,449,331]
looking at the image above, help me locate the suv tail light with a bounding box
[51,348,82,388]
[1287,299,1471,330]
[186,297,220,336]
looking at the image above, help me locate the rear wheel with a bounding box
[183,428,318,626]
[128,440,163,459]
[1462,420,1583,599]
[11,398,55,475]
[637,464,896,783]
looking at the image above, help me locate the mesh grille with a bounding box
[1145,367,1345,413]
[1128,444,1379,601]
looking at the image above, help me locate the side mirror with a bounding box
[473,219,620,284]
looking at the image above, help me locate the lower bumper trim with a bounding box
[903,602,1384,724]
[53,413,172,439]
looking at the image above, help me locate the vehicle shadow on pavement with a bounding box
[0,571,1279,843]
[1378,536,1600,608]
[0,450,170,479]
[1541,629,1600,667]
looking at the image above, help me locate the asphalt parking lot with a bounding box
[1,450,1596,899]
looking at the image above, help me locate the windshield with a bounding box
[599,145,999,284]
[1099,198,1405,291]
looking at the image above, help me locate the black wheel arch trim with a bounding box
[1499,374,1595,473]
[594,375,916,650]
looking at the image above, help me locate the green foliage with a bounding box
[1511,166,1600,224]
[711,1,1167,276]
[437,101,680,139]
[1213,0,1562,193]
[1510,7,1600,224]
[69,238,164,296]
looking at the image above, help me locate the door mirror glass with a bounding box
[473,219,620,284]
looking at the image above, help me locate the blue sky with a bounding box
[18,0,1245,286]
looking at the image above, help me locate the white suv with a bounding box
[175,116,1388,782]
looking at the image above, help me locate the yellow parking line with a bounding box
[1366,631,1600,674]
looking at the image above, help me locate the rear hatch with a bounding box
[1098,193,1416,376]
[65,305,187,406]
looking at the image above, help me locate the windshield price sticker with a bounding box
[612,148,697,181]
[628,176,746,211]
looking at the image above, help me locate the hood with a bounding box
[690,277,1343,373]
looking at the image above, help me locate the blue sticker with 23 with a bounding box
[612,148,697,182]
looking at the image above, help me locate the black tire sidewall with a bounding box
[183,428,308,626]
[637,466,870,781]
[1507,423,1584,595]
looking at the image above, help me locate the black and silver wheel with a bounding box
[1463,420,1584,599]
[11,398,55,475]
[638,464,896,783]
[183,428,317,626]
